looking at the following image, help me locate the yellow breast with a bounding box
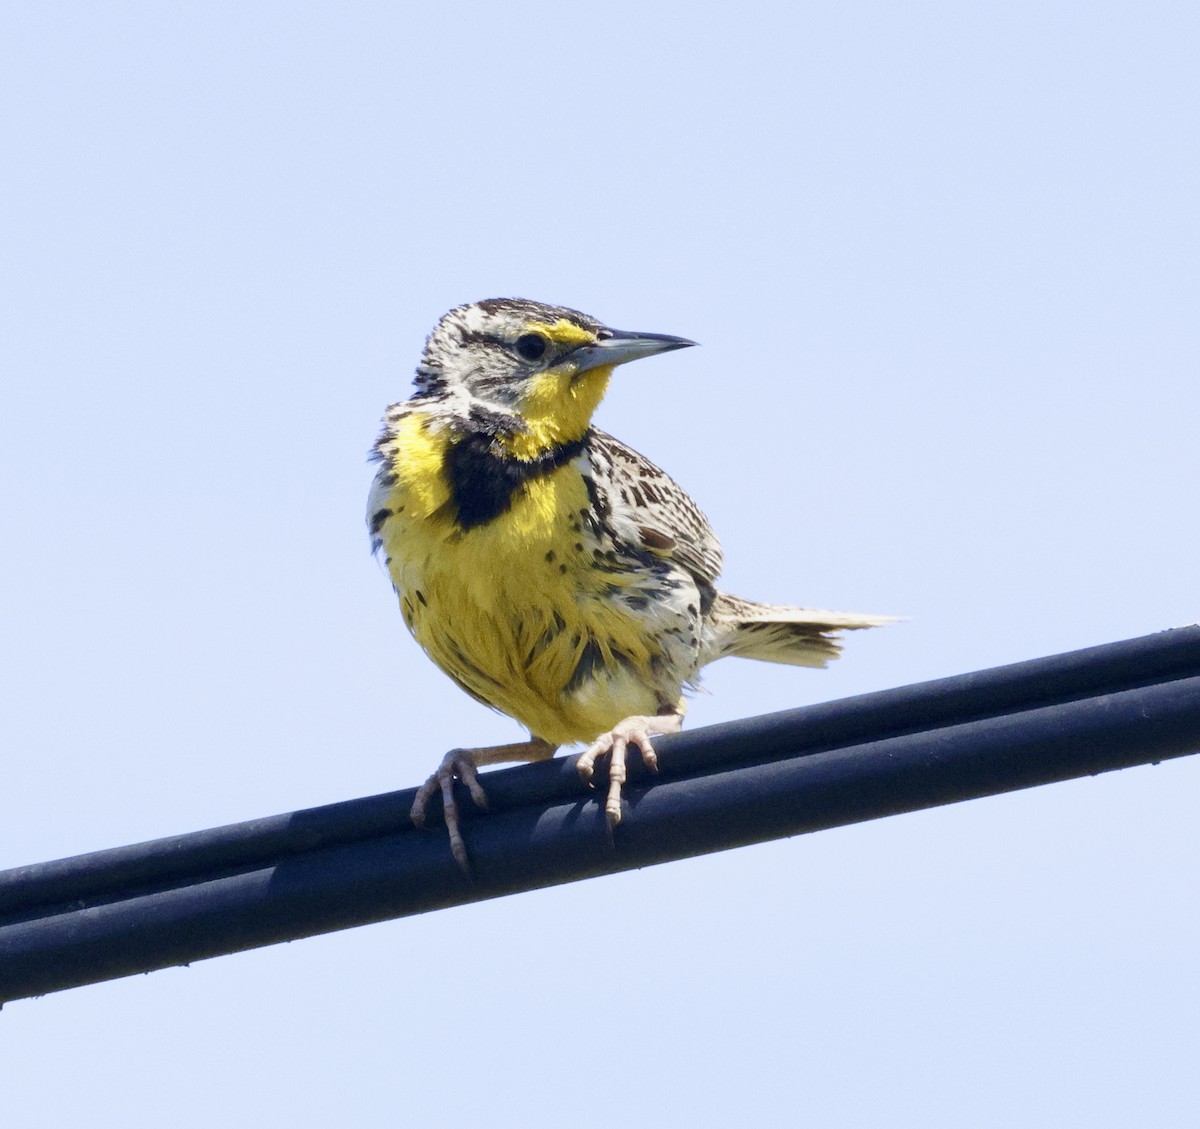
[373,411,663,744]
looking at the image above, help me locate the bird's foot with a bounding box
[411,748,489,873]
[577,711,683,828]
[410,738,556,874]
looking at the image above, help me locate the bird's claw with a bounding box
[577,715,673,828]
[409,738,557,873]
[410,749,489,875]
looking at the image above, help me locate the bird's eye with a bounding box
[514,333,548,362]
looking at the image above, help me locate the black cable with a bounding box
[2,626,1198,1005]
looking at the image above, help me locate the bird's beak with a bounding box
[571,328,697,374]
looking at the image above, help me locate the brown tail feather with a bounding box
[707,592,896,669]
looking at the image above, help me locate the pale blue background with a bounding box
[2,3,1198,1126]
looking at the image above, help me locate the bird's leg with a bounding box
[411,736,556,872]
[577,700,686,827]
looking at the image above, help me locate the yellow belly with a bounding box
[375,420,666,744]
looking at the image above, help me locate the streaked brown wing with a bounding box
[587,428,724,587]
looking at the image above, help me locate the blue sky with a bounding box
[2,3,1198,1125]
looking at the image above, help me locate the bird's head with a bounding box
[415,298,695,456]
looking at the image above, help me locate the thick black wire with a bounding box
[2,626,1199,1004]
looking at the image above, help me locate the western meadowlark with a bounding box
[369,298,891,868]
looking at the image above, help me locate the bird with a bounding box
[368,298,892,869]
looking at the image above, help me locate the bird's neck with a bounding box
[501,365,614,461]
